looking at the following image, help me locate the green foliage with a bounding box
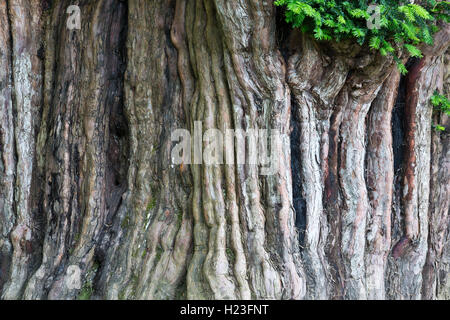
[431,91,450,112]
[146,197,157,212]
[434,124,446,131]
[431,91,450,131]
[155,246,163,263]
[177,210,183,229]
[121,215,130,229]
[78,282,93,300]
[275,0,449,74]
[77,262,99,300]
[226,247,236,263]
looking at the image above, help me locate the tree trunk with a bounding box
[0,0,449,300]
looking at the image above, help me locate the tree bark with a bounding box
[0,0,449,300]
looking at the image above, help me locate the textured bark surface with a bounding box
[0,0,449,300]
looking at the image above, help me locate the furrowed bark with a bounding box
[1,0,43,299]
[422,49,450,300]
[435,50,450,300]
[365,70,399,300]
[0,0,15,293]
[387,30,450,299]
[184,0,305,299]
[100,0,192,300]
[0,1,449,300]
[337,54,394,300]
[287,34,400,299]
[17,0,128,300]
[287,34,349,299]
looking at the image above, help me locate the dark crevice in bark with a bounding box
[0,254,9,293]
[392,57,421,252]
[391,61,411,244]
[363,108,370,204]
[96,0,129,295]
[275,5,291,62]
[278,9,306,249]
[41,0,53,12]
[329,110,345,300]
[392,79,406,177]
[0,0,14,293]
[392,58,418,174]
[4,0,18,198]
[27,164,45,291]
[91,254,103,297]
[104,0,129,228]
[290,98,306,248]
[29,4,51,290]
[398,58,423,246]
